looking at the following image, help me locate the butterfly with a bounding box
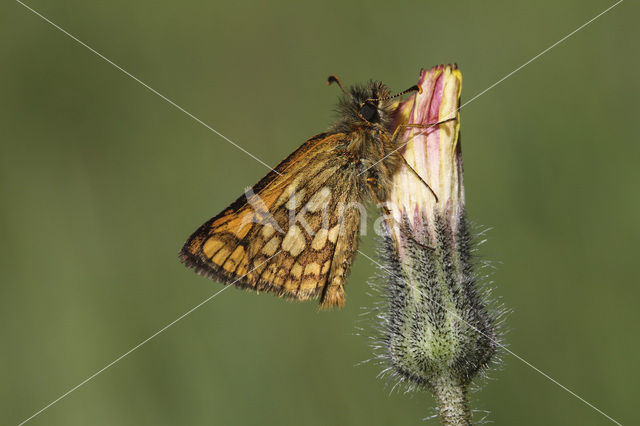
[180,76,446,308]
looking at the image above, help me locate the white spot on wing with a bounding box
[282,225,305,256]
[328,224,340,243]
[311,228,328,250]
[261,224,275,239]
[261,236,280,256]
[286,189,305,211]
[306,187,332,213]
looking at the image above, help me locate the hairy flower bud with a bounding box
[376,65,499,424]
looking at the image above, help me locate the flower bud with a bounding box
[377,65,499,424]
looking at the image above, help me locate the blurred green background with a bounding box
[2,0,638,424]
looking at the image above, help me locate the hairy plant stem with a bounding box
[433,379,471,425]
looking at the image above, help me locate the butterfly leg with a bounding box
[365,176,404,256]
[378,129,439,202]
[369,183,435,253]
[373,132,436,252]
[398,155,439,202]
[385,117,458,197]
[390,117,457,142]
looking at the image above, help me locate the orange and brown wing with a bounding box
[180,132,363,307]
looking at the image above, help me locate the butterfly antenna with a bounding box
[366,84,422,103]
[327,75,352,98]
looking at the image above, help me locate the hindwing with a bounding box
[180,132,364,307]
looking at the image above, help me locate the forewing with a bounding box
[180,132,363,307]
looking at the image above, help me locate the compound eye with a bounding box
[359,102,378,122]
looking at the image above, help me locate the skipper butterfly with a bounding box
[180,76,448,307]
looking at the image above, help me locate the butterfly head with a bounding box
[328,76,420,132]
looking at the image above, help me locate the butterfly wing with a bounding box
[180,132,364,307]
